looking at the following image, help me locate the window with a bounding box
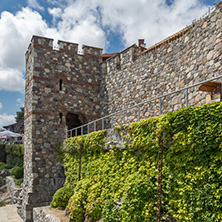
[59,79,63,91]
[60,113,63,124]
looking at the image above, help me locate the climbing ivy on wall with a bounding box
[51,102,222,222]
[160,103,222,221]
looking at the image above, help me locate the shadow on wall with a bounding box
[66,112,87,136]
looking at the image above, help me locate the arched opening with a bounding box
[66,112,87,136]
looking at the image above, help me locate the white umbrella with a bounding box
[0,130,22,138]
[0,135,6,139]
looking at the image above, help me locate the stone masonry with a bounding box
[100,5,222,125]
[19,36,103,221]
[19,5,222,222]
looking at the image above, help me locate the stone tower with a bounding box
[19,36,103,221]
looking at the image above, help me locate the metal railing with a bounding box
[67,75,222,138]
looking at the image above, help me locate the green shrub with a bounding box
[6,155,23,167]
[15,178,23,186]
[67,179,93,222]
[11,166,24,179]
[0,144,6,162]
[0,163,6,171]
[51,186,74,209]
[56,141,64,163]
[5,144,24,156]
[0,162,5,168]
[5,144,24,167]
[0,163,13,171]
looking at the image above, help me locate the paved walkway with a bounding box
[0,204,23,222]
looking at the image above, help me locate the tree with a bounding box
[15,111,24,123]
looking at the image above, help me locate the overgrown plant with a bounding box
[52,102,222,221]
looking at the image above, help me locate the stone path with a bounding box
[0,204,23,222]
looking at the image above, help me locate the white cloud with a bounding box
[27,0,44,11]
[98,0,209,47]
[0,5,106,92]
[48,0,106,48]
[0,113,15,128]
[0,8,52,92]
[16,98,24,107]
[47,0,210,48]
[0,68,25,92]
[0,8,49,71]
[0,103,2,109]
[47,0,66,7]
[48,7,62,24]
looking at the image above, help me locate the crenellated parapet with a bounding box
[106,44,140,72]
[82,44,103,57]
[31,35,53,49]
[58,40,78,54]
[26,36,103,58]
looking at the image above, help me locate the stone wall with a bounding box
[33,207,60,222]
[0,169,10,193]
[0,169,11,206]
[20,36,103,221]
[100,6,222,126]
[0,173,21,206]
[20,4,222,222]
[6,176,22,204]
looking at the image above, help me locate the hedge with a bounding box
[0,144,6,162]
[5,144,24,167]
[51,102,222,221]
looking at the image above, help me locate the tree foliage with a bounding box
[15,111,24,123]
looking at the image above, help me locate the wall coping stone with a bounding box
[82,44,103,50]
[6,176,22,204]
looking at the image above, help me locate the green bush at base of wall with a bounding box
[51,186,74,209]
[15,178,23,186]
[0,163,13,171]
[11,166,24,179]
[52,102,222,222]
[11,166,24,186]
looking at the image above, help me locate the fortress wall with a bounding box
[100,6,222,125]
[19,5,222,221]
[20,36,103,221]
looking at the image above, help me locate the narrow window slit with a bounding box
[59,79,63,91]
[60,113,63,124]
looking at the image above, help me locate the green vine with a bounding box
[52,102,222,221]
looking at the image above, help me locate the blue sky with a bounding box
[0,0,220,127]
